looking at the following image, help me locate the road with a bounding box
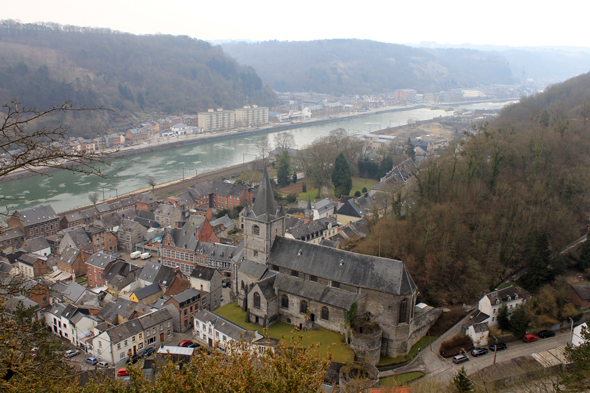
[418,330,570,384]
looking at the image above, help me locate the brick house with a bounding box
[570,283,590,309]
[16,254,48,278]
[164,288,202,332]
[136,192,158,212]
[0,227,25,250]
[85,252,119,288]
[8,205,60,239]
[58,227,94,256]
[56,248,85,277]
[59,207,100,229]
[188,181,253,210]
[86,225,118,254]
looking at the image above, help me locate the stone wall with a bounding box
[350,324,382,365]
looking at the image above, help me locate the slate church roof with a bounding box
[244,167,284,222]
[269,236,416,296]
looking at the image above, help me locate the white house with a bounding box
[466,322,489,348]
[477,286,525,326]
[44,303,98,350]
[312,199,337,220]
[573,322,588,348]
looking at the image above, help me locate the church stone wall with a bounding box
[350,325,382,365]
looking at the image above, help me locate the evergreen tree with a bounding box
[519,231,551,292]
[377,155,394,179]
[332,152,352,198]
[497,303,510,331]
[406,138,416,161]
[580,232,590,271]
[276,151,291,188]
[452,366,473,392]
[562,324,590,391]
[292,171,297,184]
[509,304,528,338]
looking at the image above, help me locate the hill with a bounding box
[0,20,276,137]
[221,39,514,94]
[350,71,590,305]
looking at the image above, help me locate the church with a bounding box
[234,168,439,358]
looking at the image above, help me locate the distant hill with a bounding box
[221,39,514,94]
[0,20,276,137]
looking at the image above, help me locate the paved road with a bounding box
[420,330,570,384]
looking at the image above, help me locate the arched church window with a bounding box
[300,300,308,314]
[321,307,329,321]
[252,225,260,236]
[399,298,409,324]
[241,280,245,291]
[253,292,261,309]
[281,295,289,309]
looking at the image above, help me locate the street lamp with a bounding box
[569,317,574,345]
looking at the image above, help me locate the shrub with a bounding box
[354,191,361,197]
[302,183,307,192]
[286,193,298,203]
[439,334,472,357]
[362,187,368,193]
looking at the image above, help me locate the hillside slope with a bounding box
[222,39,514,94]
[0,20,276,137]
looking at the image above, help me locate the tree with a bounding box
[520,231,552,292]
[88,192,99,205]
[509,304,529,338]
[451,366,473,392]
[302,183,307,192]
[147,175,157,191]
[297,137,335,199]
[497,303,511,331]
[580,233,590,271]
[274,131,296,151]
[377,154,394,179]
[332,152,352,198]
[0,100,110,183]
[406,137,416,161]
[292,171,297,184]
[276,151,291,188]
[561,323,590,391]
[257,136,272,165]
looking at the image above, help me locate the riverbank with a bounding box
[0,99,514,183]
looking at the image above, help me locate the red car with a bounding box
[117,368,128,377]
[178,340,193,347]
[523,334,538,343]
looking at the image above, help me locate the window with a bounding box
[291,270,299,278]
[120,352,125,360]
[216,332,219,338]
[160,324,164,331]
[310,275,317,282]
[252,225,260,236]
[300,300,308,314]
[399,299,409,324]
[184,309,187,316]
[281,295,289,309]
[332,281,340,288]
[321,307,329,321]
[253,292,261,309]
[138,343,143,350]
[139,333,142,339]
[253,250,258,257]
[195,321,200,329]
[124,340,128,347]
[271,264,279,271]
[132,336,136,342]
[99,341,102,348]
[223,335,227,342]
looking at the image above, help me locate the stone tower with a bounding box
[242,167,285,264]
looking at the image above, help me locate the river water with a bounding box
[0,102,511,214]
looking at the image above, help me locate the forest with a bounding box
[0,20,276,137]
[222,39,514,94]
[350,71,590,314]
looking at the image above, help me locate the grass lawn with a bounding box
[75,276,87,286]
[349,177,378,196]
[215,303,354,363]
[378,335,438,365]
[379,372,424,387]
[279,177,378,201]
[497,281,514,290]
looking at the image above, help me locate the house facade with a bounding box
[477,286,525,326]
[8,205,60,239]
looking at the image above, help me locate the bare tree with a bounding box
[88,192,99,205]
[297,136,336,199]
[0,100,112,181]
[257,136,272,166]
[274,131,296,151]
[147,176,157,192]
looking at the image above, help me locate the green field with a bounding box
[379,372,424,387]
[378,335,438,365]
[281,177,378,201]
[215,303,354,363]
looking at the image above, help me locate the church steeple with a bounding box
[252,166,278,220]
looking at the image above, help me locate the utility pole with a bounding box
[569,317,574,344]
[102,187,105,202]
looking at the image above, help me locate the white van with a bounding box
[140,252,151,260]
[130,251,141,260]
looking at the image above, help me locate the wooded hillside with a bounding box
[0,20,276,137]
[222,39,514,94]
[350,71,590,305]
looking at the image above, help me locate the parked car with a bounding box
[130,251,141,259]
[471,348,489,357]
[117,368,129,377]
[85,357,98,365]
[489,343,508,351]
[188,343,201,349]
[178,340,193,347]
[452,354,469,364]
[523,334,538,343]
[126,354,142,365]
[143,347,155,357]
[64,349,79,358]
[97,361,110,368]
[538,330,556,339]
[222,281,231,288]
[140,252,151,260]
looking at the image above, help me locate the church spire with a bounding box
[253,166,277,219]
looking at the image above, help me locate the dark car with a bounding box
[452,354,469,364]
[538,330,556,339]
[178,340,193,347]
[143,347,155,357]
[126,354,142,365]
[188,343,201,349]
[489,343,508,351]
[471,348,489,357]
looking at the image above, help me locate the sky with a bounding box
[4,0,590,48]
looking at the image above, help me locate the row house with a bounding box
[190,265,222,311]
[138,260,190,297]
[125,128,151,144]
[285,217,342,245]
[86,225,118,254]
[105,134,122,148]
[58,227,94,256]
[45,303,99,351]
[56,248,85,277]
[190,180,253,210]
[16,254,48,278]
[154,203,183,228]
[108,197,136,213]
[91,309,173,364]
[136,192,158,212]
[85,252,120,288]
[8,205,60,239]
[117,220,147,252]
[162,288,202,332]
[60,206,99,229]
[0,227,25,250]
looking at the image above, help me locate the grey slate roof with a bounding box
[137,192,157,205]
[270,237,416,296]
[139,261,176,286]
[196,242,237,261]
[255,274,277,301]
[95,203,112,214]
[97,298,137,322]
[85,252,117,269]
[23,237,50,253]
[276,274,364,310]
[238,259,267,280]
[286,218,339,240]
[190,265,217,281]
[172,288,201,304]
[63,228,92,249]
[190,180,249,199]
[486,286,523,304]
[572,283,590,301]
[17,254,38,266]
[62,281,87,302]
[14,205,58,226]
[0,227,24,242]
[138,308,172,329]
[193,309,256,341]
[59,248,80,266]
[314,199,337,216]
[248,167,282,222]
[336,198,364,218]
[210,214,234,229]
[5,295,39,311]
[133,283,162,300]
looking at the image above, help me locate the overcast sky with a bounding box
[4,0,590,48]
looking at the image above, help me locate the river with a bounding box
[0,101,511,214]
